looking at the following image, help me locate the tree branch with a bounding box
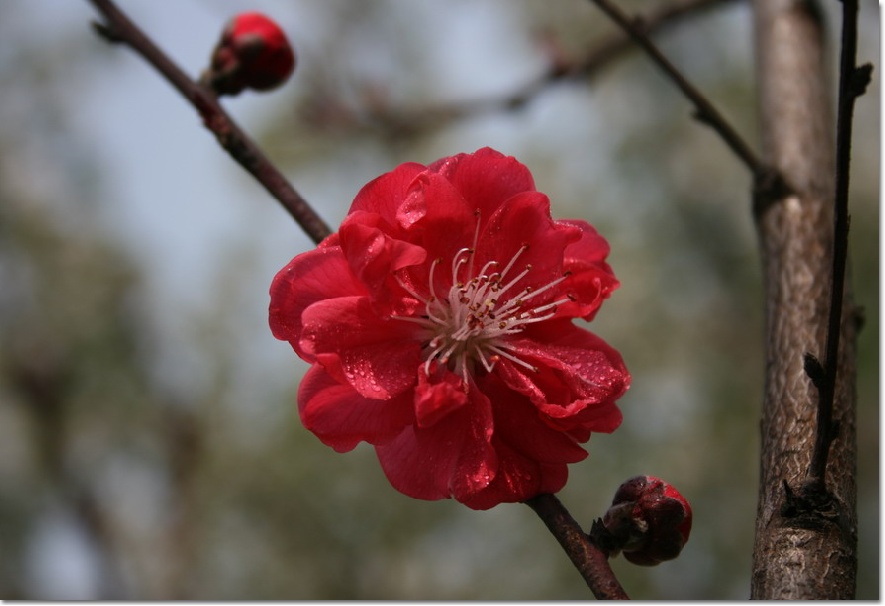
[805,0,871,490]
[587,0,771,183]
[86,0,332,245]
[524,494,629,600]
[750,0,858,598]
[309,0,741,143]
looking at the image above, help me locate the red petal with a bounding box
[349,161,426,226]
[414,369,469,428]
[558,219,620,320]
[338,212,427,295]
[397,171,478,270]
[479,372,590,464]
[478,191,581,288]
[375,386,495,502]
[300,296,422,399]
[430,148,536,220]
[269,245,365,358]
[457,376,589,509]
[298,365,414,452]
[495,320,629,435]
[459,443,569,510]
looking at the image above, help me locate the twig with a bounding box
[587,0,768,181]
[524,494,629,599]
[309,0,740,142]
[86,0,332,245]
[804,0,872,490]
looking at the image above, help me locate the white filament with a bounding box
[393,232,573,385]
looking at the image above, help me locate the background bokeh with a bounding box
[0,0,878,599]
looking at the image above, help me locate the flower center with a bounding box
[394,244,573,384]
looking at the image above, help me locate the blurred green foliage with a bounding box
[0,0,877,599]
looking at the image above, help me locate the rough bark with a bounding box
[750,0,858,599]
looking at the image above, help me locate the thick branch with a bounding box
[87,0,332,245]
[524,494,628,600]
[750,0,858,598]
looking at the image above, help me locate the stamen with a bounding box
[451,248,472,286]
[486,344,540,373]
[427,257,442,301]
[391,238,572,381]
[475,259,500,282]
[499,244,528,280]
[529,295,572,316]
[493,266,531,300]
[474,345,496,372]
[394,272,427,303]
[438,340,461,364]
[511,308,558,325]
[424,337,448,376]
[516,272,570,303]
[459,356,469,389]
[423,258,450,324]
[467,209,482,278]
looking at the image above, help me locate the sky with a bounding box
[6,0,880,598]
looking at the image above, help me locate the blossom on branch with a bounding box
[600,475,693,565]
[201,12,296,96]
[270,147,629,509]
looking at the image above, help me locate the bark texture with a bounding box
[751,0,858,599]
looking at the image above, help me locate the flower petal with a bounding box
[298,365,414,452]
[456,378,587,508]
[375,386,495,502]
[269,245,366,358]
[478,191,582,291]
[414,368,469,428]
[558,219,620,320]
[429,147,537,219]
[495,320,628,435]
[397,171,478,268]
[479,372,590,464]
[459,443,569,510]
[349,161,426,224]
[338,211,427,295]
[300,296,422,399]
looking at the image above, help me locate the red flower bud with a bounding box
[201,12,296,96]
[601,475,692,566]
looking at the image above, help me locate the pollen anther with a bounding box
[394,238,572,383]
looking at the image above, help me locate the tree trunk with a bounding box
[750,0,858,598]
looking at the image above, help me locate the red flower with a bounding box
[270,148,629,509]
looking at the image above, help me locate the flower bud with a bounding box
[201,12,296,96]
[601,475,692,566]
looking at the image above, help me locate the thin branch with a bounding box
[86,0,332,245]
[572,0,742,84]
[805,0,872,490]
[524,494,629,600]
[587,0,768,181]
[309,0,741,142]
